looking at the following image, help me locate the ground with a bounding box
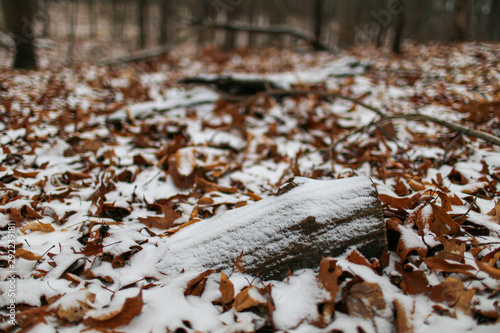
[0,42,500,332]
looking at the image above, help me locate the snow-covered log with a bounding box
[158,177,386,280]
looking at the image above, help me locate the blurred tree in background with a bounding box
[0,0,38,69]
[0,0,498,68]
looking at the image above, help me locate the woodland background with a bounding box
[0,0,499,68]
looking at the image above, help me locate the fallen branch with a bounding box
[100,45,173,66]
[226,89,500,148]
[177,75,500,147]
[385,113,500,147]
[100,27,202,66]
[191,19,339,54]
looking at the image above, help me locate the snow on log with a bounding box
[157,176,386,280]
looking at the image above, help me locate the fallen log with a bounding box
[158,176,386,280]
[178,76,282,97]
[191,19,340,54]
[178,59,369,97]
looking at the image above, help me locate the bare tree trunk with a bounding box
[222,5,240,51]
[268,1,284,45]
[487,0,500,40]
[452,0,469,41]
[159,0,169,45]
[337,0,358,48]
[41,0,51,38]
[196,0,214,46]
[0,0,37,69]
[374,0,386,47]
[138,0,148,48]
[312,0,323,51]
[247,1,261,48]
[112,0,124,39]
[88,0,97,38]
[391,0,405,54]
[66,0,79,66]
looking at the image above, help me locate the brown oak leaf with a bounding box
[138,203,181,229]
[83,289,143,329]
[346,282,386,319]
[185,270,216,296]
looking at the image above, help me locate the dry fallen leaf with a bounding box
[393,298,413,333]
[396,263,430,295]
[424,257,476,277]
[346,282,386,319]
[233,286,266,312]
[195,175,238,194]
[56,290,96,322]
[476,260,500,280]
[185,270,216,296]
[430,277,475,316]
[138,203,182,229]
[379,193,421,211]
[16,305,53,328]
[405,204,433,235]
[83,289,143,329]
[15,248,42,261]
[346,248,376,272]
[220,271,235,304]
[232,250,245,275]
[429,204,461,236]
[317,257,343,302]
[436,236,465,262]
[487,201,500,223]
[20,221,54,234]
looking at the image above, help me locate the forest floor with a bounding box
[1,42,500,332]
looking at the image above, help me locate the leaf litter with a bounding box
[0,43,500,332]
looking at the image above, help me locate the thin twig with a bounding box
[228,89,500,147]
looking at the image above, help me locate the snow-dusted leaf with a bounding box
[184,270,216,296]
[219,271,234,304]
[15,248,42,261]
[138,203,182,229]
[20,221,55,234]
[346,282,386,319]
[487,201,500,223]
[83,289,143,329]
[233,286,266,312]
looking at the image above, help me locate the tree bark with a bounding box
[313,0,323,51]
[451,0,469,41]
[158,177,386,280]
[41,0,51,38]
[0,0,38,69]
[487,0,500,41]
[88,0,97,38]
[66,0,79,66]
[222,3,240,51]
[111,0,123,39]
[196,0,214,46]
[159,0,169,45]
[193,20,339,53]
[138,0,148,48]
[337,0,358,48]
[391,0,405,54]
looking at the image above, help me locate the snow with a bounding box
[1,45,499,332]
[272,270,328,330]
